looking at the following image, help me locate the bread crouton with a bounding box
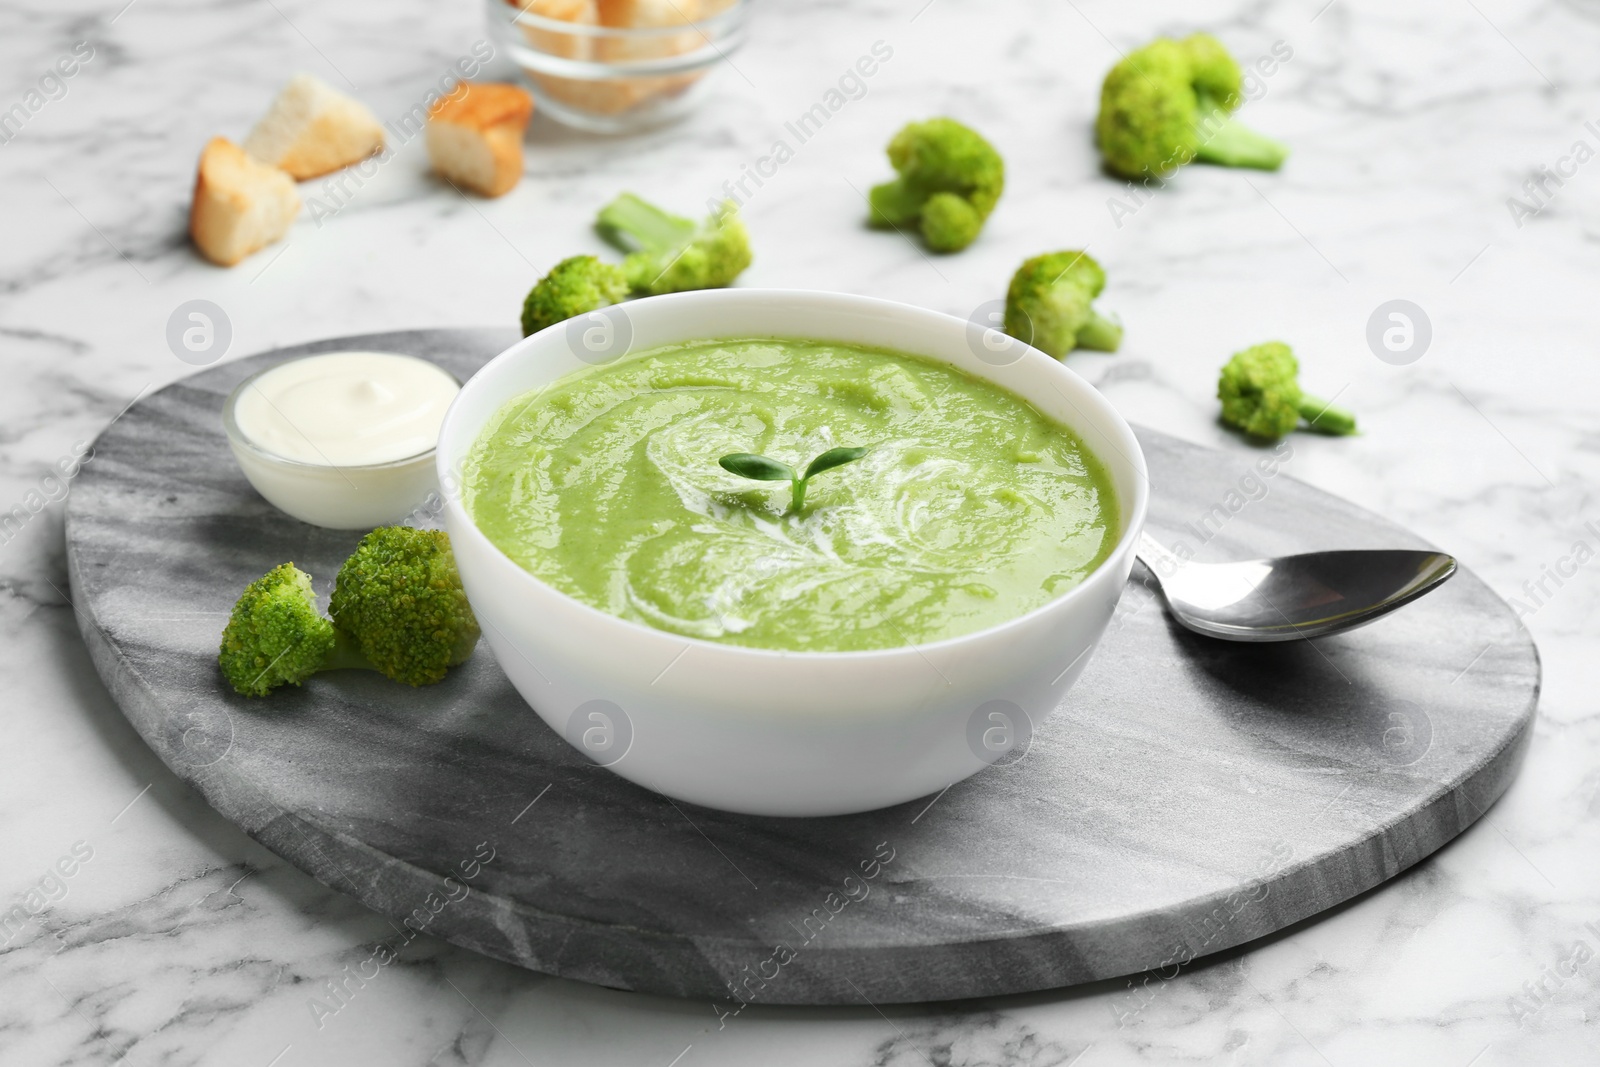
[505,0,633,112]
[595,0,703,62]
[508,0,599,60]
[533,74,651,116]
[425,83,534,198]
[244,74,385,180]
[189,137,300,266]
[506,0,713,118]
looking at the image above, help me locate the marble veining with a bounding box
[1,0,1597,1063]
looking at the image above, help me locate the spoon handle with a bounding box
[1135,531,1185,579]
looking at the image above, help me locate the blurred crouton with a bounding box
[190,138,300,266]
[244,74,385,180]
[425,82,534,197]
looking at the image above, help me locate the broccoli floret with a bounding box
[329,527,481,687]
[217,529,480,696]
[218,563,339,697]
[1096,33,1288,181]
[868,118,1004,253]
[1004,250,1123,358]
[521,255,629,337]
[595,193,752,296]
[1218,342,1356,442]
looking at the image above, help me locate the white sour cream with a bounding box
[232,351,459,466]
[225,352,460,530]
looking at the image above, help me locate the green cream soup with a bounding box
[463,338,1119,651]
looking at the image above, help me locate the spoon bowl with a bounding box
[1137,533,1457,642]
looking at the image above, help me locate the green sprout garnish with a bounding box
[719,447,871,514]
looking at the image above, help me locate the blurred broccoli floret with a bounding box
[1096,33,1288,181]
[595,193,752,296]
[1218,342,1356,442]
[218,563,338,697]
[1004,250,1122,358]
[329,527,481,687]
[218,529,480,696]
[868,118,1004,253]
[521,255,630,337]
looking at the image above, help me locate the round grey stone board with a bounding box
[65,329,1538,1005]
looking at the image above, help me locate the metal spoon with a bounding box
[1135,532,1457,642]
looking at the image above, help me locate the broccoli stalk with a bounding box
[1003,250,1122,359]
[596,193,752,296]
[1096,33,1288,181]
[868,117,1005,253]
[1218,342,1356,442]
[521,255,630,337]
[218,528,481,697]
[1073,312,1124,353]
[1194,114,1290,171]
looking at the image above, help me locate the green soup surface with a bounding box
[463,338,1119,651]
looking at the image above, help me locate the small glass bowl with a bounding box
[489,0,748,134]
[222,358,458,531]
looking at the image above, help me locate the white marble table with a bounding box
[1,0,1596,1064]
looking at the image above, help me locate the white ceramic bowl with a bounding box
[438,290,1148,816]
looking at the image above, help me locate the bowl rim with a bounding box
[438,288,1150,663]
[223,351,460,473]
[500,0,746,39]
